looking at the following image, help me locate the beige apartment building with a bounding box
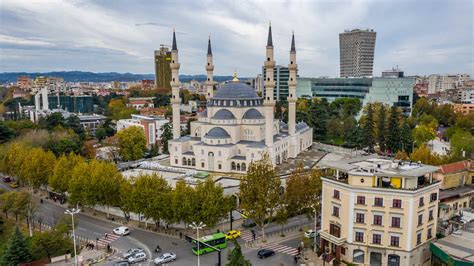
[319,156,440,266]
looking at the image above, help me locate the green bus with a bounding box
[192,232,227,255]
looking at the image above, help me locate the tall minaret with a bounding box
[264,22,276,157]
[288,32,298,158]
[205,36,215,99]
[170,29,181,139]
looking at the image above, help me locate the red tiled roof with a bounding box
[439,160,468,174]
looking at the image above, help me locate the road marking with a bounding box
[91,232,121,247]
[264,243,299,256]
[241,230,259,242]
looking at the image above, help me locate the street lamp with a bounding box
[310,204,318,253]
[65,208,80,265]
[189,221,206,266]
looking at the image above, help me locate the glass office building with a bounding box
[364,77,415,115]
[48,95,94,114]
[296,77,372,102]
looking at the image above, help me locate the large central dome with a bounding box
[213,82,260,100]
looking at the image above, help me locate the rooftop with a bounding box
[431,222,474,263]
[440,184,474,201]
[438,160,469,174]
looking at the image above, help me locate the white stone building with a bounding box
[168,26,313,173]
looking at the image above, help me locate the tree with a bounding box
[160,123,173,154]
[386,106,401,153]
[2,226,32,265]
[226,239,251,266]
[309,98,330,140]
[410,144,441,165]
[116,126,147,161]
[0,122,15,143]
[92,160,124,218]
[39,112,66,131]
[412,125,436,145]
[239,154,281,240]
[30,225,74,262]
[450,129,474,158]
[400,122,414,153]
[66,115,85,139]
[192,178,232,228]
[377,105,387,152]
[169,179,195,227]
[274,208,288,237]
[19,147,56,189]
[362,104,375,152]
[395,150,409,160]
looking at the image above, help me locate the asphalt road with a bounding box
[2,180,314,265]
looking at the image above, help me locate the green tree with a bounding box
[362,104,375,152]
[412,125,436,145]
[450,129,474,158]
[226,239,251,266]
[160,123,173,154]
[192,178,232,228]
[19,147,56,189]
[309,98,330,140]
[410,144,441,165]
[39,112,66,131]
[2,226,32,265]
[116,126,147,161]
[169,179,195,227]
[0,122,15,143]
[386,106,401,153]
[30,225,74,262]
[412,97,434,117]
[239,154,281,240]
[93,160,124,218]
[377,105,387,152]
[400,122,414,153]
[274,208,288,237]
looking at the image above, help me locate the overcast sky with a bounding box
[0,0,473,77]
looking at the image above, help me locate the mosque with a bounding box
[168,25,313,173]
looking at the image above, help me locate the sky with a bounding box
[0,0,473,77]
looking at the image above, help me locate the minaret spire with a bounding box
[290,30,296,52]
[206,35,215,99]
[172,28,178,51]
[267,21,273,47]
[207,35,212,55]
[288,31,298,158]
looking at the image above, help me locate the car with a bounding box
[9,182,19,188]
[153,252,177,265]
[123,248,144,259]
[304,229,318,238]
[113,226,130,236]
[225,230,241,240]
[2,177,11,183]
[127,252,147,264]
[257,249,275,259]
[113,261,130,266]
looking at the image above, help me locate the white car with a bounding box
[154,252,177,265]
[304,229,317,238]
[113,226,130,236]
[123,248,144,258]
[128,252,147,264]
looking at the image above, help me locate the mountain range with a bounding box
[0,71,238,83]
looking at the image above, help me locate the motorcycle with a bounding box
[155,245,162,253]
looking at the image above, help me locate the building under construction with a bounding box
[154,45,172,90]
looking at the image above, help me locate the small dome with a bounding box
[242,108,264,119]
[213,82,260,100]
[206,127,230,139]
[212,109,236,120]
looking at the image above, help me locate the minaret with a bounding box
[264,22,276,158]
[288,31,298,158]
[205,36,215,99]
[170,29,181,139]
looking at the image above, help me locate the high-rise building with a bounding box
[319,156,440,265]
[154,46,172,90]
[263,65,289,101]
[339,29,376,78]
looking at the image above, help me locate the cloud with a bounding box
[0,0,472,76]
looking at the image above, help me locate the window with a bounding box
[429,210,434,221]
[332,206,339,217]
[416,232,422,245]
[201,162,205,167]
[390,236,400,247]
[329,224,340,238]
[374,197,383,207]
[388,255,400,266]
[392,199,402,208]
[353,249,365,263]
[218,163,222,170]
[357,196,365,205]
[355,232,364,242]
[418,214,423,226]
[356,213,365,223]
[373,215,383,226]
[430,193,437,202]
[333,190,340,199]
[427,228,432,239]
[464,202,467,208]
[391,217,401,228]
[419,197,424,207]
[372,234,381,244]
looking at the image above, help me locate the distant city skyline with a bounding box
[0,0,473,77]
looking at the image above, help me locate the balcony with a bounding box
[319,230,347,246]
[323,174,439,191]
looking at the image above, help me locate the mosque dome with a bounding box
[242,108,264,119]
[212,109,236,120]
[213,82,260,100]
[205,127,230,139]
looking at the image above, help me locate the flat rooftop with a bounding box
[432,223,474,262]
[440,184,474,201]
[322,155,439,177]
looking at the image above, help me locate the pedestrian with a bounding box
[105,233,108,239]
[179,232,183,239]
[294,255,298,264]
[91,243,95,250]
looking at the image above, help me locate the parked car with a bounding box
[9,182,19,188]
[127,252,147,264]
[304,229,317,238]
[113,226,130,236]
[225,230,241,240]
[2,176,11,183]
[113,261,130,266]
[153,252,177,265]
[257,249,275,259]
[123,248,144,259]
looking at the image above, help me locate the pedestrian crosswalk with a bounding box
[263,243,299,256]
[240,230,259,242]
[96,232,121,247]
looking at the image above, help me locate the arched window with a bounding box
[370,252,382,266]
[231,162,236,170]
[187,159,191,165]
[192,158,196,166]
[237,164,241,171]
[241,163,246,171]
[388,255,400,266]
[353,249,365,264]
[182,157,187,165]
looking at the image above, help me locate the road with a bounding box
[2,180,314,265]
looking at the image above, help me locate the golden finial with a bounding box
[232,69,239,82]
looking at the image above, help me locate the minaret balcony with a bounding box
[288,64,298,70]
[206,65,214,71]
[264,61,275,68]
[288,80,297,87]
[170,98,181,104]
[170,81,181,87]
[264,81,275,87]
[170,63,180,69]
